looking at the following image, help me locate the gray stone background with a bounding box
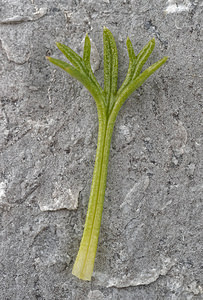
[0,0,202,299]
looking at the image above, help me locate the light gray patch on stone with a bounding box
[170,120,187,156]
[0,7,47,24]
[34,252,71,270]
[95,256,175,288]
[38,184,80,211]
[164,0,192,14]
[0,182,7,201]
[87,290,106,300]
[120,174,149,211]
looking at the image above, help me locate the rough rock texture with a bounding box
[0,0,203,299]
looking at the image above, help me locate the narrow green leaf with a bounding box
[47,56,106,114]
[115,56,168,111]
[132,38,155,80]
[117,37,136,97]
[118,38,155,98]
[103,27,118,112]
[126,37,136,63]
[56,42,85,72]
[83,34,91,70]
[46,56,83,79]
[47,56,93,93]
[82,34,105,101]
[130,56,168,94]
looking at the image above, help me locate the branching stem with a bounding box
[46,27,168,281]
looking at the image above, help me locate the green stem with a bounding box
[47,28,168,281]
[72,109,115,280]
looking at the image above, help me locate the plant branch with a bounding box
[46,27,168,281]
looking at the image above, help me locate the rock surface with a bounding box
[0,0,202,299]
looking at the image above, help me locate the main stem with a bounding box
[72,109,115,280]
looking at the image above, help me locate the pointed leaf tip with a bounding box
[85,33,90,42]
[126,36,136,63]
[103,26,111,34]
[83,34,91,69]
[103,25,118,110]
[56,42,62,49]
[126,36,131,47]
[150,37,155,46]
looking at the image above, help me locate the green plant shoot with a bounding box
[46,27,168,281]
